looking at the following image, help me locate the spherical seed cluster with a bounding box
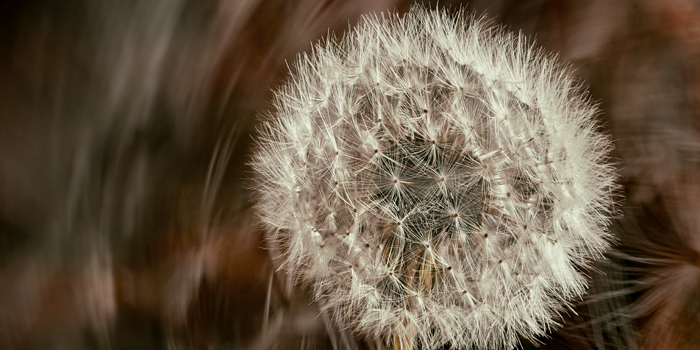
[252,6,617,350]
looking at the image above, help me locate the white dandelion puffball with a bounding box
[252,5,617,350]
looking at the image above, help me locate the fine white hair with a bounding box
[251,5,618,349]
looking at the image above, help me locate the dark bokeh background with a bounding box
[1,0,699,349]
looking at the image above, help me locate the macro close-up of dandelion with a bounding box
[8,0,700,349]
[252,5,618,349]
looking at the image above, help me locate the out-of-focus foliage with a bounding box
[1,0,699,349]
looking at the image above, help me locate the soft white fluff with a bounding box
[252,5,617,350]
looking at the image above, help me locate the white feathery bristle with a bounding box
[251,5,618,350]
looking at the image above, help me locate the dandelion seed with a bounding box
[251,5,618,350]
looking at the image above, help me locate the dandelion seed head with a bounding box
[252,5,617,350]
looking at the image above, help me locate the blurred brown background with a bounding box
[1,0,699,349]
